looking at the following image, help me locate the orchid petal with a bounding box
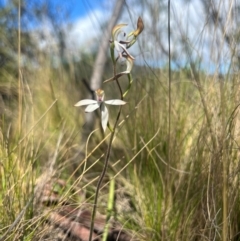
[126,56,134,73]
[115,42,135,60]
[112,24,127,40]
[75,99,97,106]
[105,100,126,105]
[85,103,100,112]
[100,104,109,132]
[114,40,122,54]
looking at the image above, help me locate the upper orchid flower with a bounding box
[110,23,135,61]
[74,89,126,132]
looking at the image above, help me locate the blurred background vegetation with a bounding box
[1,0,240,240]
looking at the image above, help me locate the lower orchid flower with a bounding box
[74,89,126,132]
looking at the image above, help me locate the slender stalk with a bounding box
[102,177,115,241]
[167,0,171,183]
[17,0,23,197]
[220,80,228,241]
[88,61,123,241]
[18,0,22,135]
[163,1,171,240]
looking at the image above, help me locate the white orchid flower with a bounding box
[74,89,126,132]
[110,23,135,61]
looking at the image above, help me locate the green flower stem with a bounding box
[102,177,115,241]
[107,122,114,132]
[123,73,133,98]
[110,44,115,64]
[88,60,123,241]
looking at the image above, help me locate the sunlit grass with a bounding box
[1,52,240,240]
[114,67,240,240]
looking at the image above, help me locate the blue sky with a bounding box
[0,0,109,21]
[40,0,109,22]
[0,0,232,74]
[48,0,232,74]
[43,1,235,74]
[66,0,107,21]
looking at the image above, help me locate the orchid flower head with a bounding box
[110,23,135,61]
[74,89,126,132]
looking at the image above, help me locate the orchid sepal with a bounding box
[112,23,127,40]
[74,99,97,106]
[105,100,126,105]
